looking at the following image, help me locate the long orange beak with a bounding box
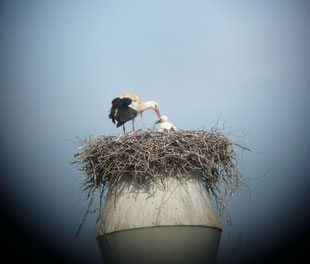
[155,109,161,119]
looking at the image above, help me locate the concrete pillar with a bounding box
[97,173,222,264]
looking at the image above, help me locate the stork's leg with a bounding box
[132,120,135,132]
[123,125,125,134]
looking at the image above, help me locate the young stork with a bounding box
[109,93,161,134]
[155,115,177,132]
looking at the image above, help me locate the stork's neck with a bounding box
[141,101,154,111]
[139,101,153,112]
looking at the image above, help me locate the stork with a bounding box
[109,93,161,134]
[155,115,177,132]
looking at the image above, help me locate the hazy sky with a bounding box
[1,1,310,263]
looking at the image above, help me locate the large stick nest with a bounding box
[71,128,249,235]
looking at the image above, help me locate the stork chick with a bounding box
[155,115,177,132]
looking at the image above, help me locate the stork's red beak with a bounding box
[155,109,161,119]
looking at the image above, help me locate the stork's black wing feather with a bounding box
[109,98,121,123]
[120,97,132,106]
[116,106,137,127]
[109,97,137,127]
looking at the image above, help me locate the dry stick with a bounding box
[75,187,96,237]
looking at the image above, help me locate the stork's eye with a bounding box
[155,104,158,108]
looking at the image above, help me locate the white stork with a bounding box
[155,115,177,132]
[109,93,161,134]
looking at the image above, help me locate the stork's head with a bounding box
[147,101,161,118]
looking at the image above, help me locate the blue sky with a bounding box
[1,1,310,263]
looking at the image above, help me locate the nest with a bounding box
[71,129,250,236]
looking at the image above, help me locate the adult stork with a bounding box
[109,93,161,134]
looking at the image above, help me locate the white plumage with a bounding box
[155,115,177,132]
